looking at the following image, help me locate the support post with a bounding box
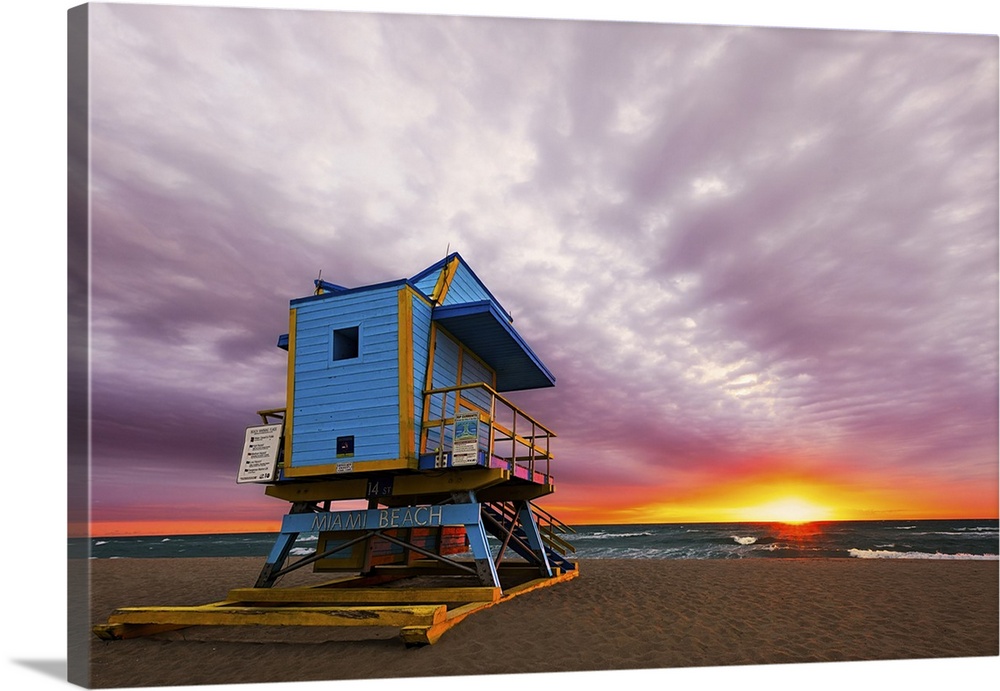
[464,516,501,588]
[451,491,501,588]
[255,502,314,588]
[516,501,553,577]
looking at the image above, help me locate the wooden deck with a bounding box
[93,563,579,647]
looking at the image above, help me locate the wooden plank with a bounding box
[92,599,240,640]
[399,567,580,646]
[106,604,447,628]
[500,566,579,599]
[397,286,416,462]
[93,565,578,644]
[476,483,554,502]
[284,307,296,466]
[369,562,474,577]
[430,255,461,304]
[226,586,501,605]
[92,622,190,641]
[282,457,413,478]
[315,573,409,588]
[265,467,508,501]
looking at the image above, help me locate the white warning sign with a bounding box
[451,412,480,466]
[237,423,283,483]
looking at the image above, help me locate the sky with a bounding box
[69,1,999,535]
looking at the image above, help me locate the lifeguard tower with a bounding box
[240,252,576,589]
[95,253,577,646]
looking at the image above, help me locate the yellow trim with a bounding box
[430,255,461,305]
[419,324,439,454]
[457,396,491,418]
[283,308,297,467]
[476,483,555,502]
[265,467,509,502]
[419,326,499,455]
[410,288,433,307]
[398,569,579,646]
[398,287,416,464]
[434,324,495,385]
[94,571,578,644]
[227,587,501,605]
[455,343,464,418]
[105,605,446,629]
[266,479,368,502]
[282,457,413,478]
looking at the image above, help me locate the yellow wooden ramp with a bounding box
[93,567,579,646]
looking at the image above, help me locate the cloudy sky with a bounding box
[78,2,997,534]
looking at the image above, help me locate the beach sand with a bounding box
[80,557,998,688]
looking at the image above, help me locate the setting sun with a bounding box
[742,497,834,524]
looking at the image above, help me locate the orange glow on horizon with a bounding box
[733,496,835,524]
[540,460,998,526]
[81,457,998,535]
[87,519,284,538]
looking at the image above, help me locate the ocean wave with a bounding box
[288,547,316,556]
[901,531,999,537]
[95,540,108,546]
[732,536,758,545]
[849,549,999,560]
[954,526,999,533]
[574,531,655,540]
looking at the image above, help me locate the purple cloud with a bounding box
[83,4,998,523]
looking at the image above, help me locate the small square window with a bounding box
[332,326,359,361]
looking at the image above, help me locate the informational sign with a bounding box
[236,423,283,483]
[309,504,447,532]
[451,411,480,466]
[336,435,354,457]
[366,476,394,498]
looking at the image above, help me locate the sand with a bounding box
[79,557,998,688]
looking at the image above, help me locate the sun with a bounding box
[744,497,833,524]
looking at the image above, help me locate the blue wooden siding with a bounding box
[422,327,497,454]
[409,254,510,320]
[431,330,461,391]
[440,262,496,308]
[423,330,458,453]
[460,352,494,411]
[459,353,494,453]
[412,270,439,301]
[290,286,400,468]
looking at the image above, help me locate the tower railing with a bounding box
[420,383,556,481]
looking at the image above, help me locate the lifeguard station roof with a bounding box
[433,299,555,391]
[284,253,555,391]
[412,253,556,391]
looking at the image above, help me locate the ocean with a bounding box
[80,519,998,560]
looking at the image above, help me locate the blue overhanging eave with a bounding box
[431,300,555,391]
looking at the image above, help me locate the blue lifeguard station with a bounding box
[95,253,577,646]
[239,252,576,594]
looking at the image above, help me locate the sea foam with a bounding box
[849,548,999,560]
